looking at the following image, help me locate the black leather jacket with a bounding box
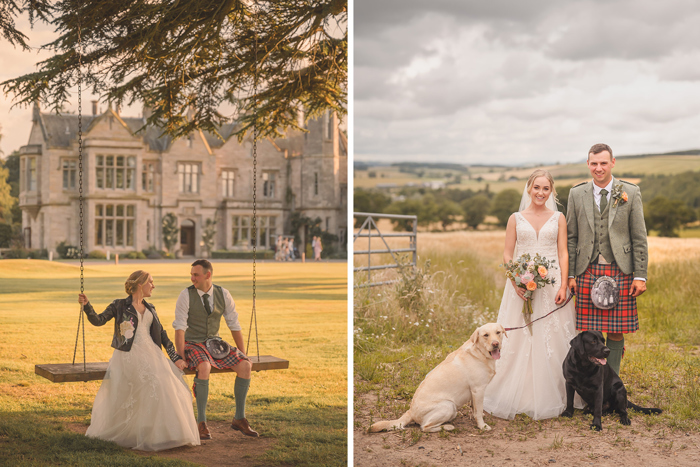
[83,295,182,363]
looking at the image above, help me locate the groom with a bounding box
[566,143,648,375]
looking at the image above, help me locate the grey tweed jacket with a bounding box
[566,177,648,279]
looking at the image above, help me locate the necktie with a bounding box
[599,189,608,213]
[202,293,212,315]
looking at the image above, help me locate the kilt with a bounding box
[184,341,250,371]
[575,262,638,333]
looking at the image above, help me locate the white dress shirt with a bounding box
[593,178,614,210]
[172,284,242,332]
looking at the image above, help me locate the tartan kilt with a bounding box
[184,341,250,371]
[575,262,639,333]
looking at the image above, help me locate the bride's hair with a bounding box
[526,169,559,208]
[125,270,150,295]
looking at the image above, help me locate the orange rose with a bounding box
[622,192,628,202]
[526,281,537,291]
[538,266,547,278]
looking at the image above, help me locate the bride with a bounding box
[484,169,583,420]
[78,270,200,451]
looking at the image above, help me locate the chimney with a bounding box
[92,100,98,116]
[32,100,40,122]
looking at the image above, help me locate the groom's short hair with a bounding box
[588,143,613,160]
[192,259,213,276]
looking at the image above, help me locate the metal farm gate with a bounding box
[353,212,417,288]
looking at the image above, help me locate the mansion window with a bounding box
[26,157,37,191]
[96,155,136,190]
[314,172,319,196]
[221,169,235,198]
[62,159,77,190]
[95,204,135,247]
[232,215,277,249]
[142,161,156,192]
[178,163,200,194]
[262,172,276,198]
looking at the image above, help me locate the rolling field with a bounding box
[0,260,347,466]
[355,154,700,192]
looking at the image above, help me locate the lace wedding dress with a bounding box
[483,211,583,420]
[85,308,200,451]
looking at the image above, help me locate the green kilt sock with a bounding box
[234,376,251,420]
[606,337,625,376]
[194,377,209,423]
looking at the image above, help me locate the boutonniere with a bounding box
[611,183,628,208]
[119,318,135,341]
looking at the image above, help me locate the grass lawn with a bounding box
[0,260,347,466]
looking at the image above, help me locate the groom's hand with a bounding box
[568,278,577,296]
[630,280,647,297]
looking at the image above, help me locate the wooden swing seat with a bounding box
[35,356,289,383]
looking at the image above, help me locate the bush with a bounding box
[0,223,14,248]
[88,250,107,259]
[211,250,275,260]
[126,251,147,259]
[56,241,80,259]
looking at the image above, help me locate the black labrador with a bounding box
[561,330,662,431]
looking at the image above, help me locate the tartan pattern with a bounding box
[575,262,639,333]
[184,341,250,371]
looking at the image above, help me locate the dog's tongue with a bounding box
[593,357,607,365]
[490,349,501,360]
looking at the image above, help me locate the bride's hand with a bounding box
[510,280,526,301]
[555,286,567,305]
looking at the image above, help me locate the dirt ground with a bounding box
[67,421,275,466]
[354,394,700,467]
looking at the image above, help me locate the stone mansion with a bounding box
[18,102,347,257]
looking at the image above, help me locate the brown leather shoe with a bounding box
[230,417,259,437]
[198,421,212,440]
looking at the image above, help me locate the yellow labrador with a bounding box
[369,323,506,433]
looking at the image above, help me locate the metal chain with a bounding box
[72,23,86,371]
[247,2,260,360]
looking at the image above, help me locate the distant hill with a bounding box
[620,149,700,158]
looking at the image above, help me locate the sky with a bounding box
[354,0,700,165]
[0,18,138,158]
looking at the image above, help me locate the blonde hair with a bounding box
[125,270,150,295]
[526,169,559,207]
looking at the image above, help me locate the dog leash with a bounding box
[503,292,575,332]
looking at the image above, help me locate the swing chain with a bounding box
[247,2,260,360]
[72,22,86,370]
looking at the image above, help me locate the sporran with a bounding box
[205,337,232,359]
[591,275,619,310]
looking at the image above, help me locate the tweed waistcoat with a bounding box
[591,197,614,265]
[184,284,226,343]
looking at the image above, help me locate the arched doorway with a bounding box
[180,219,195,256]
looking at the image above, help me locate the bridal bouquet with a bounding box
[501,253,557,333]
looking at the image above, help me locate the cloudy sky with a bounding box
[354,0,700,165]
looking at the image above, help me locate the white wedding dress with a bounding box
[483,211,583,420]
[85,308,200,451]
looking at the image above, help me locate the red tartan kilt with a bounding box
[575,263,639,333]
[184,341,250,371]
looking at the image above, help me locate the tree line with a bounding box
[355,170,700,237]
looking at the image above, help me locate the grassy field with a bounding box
[0,260,347,466]
[355,154,700,192]
[355,231,700,440]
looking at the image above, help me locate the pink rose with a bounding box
[521,272,534,284]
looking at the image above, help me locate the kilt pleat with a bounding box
[184,341,250,370]
[575,263,639,333]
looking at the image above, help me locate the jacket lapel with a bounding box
[582,181,595,233]
[608,176,618,229]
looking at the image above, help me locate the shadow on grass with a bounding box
[0,397,348,467]
[0,412,196,466]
